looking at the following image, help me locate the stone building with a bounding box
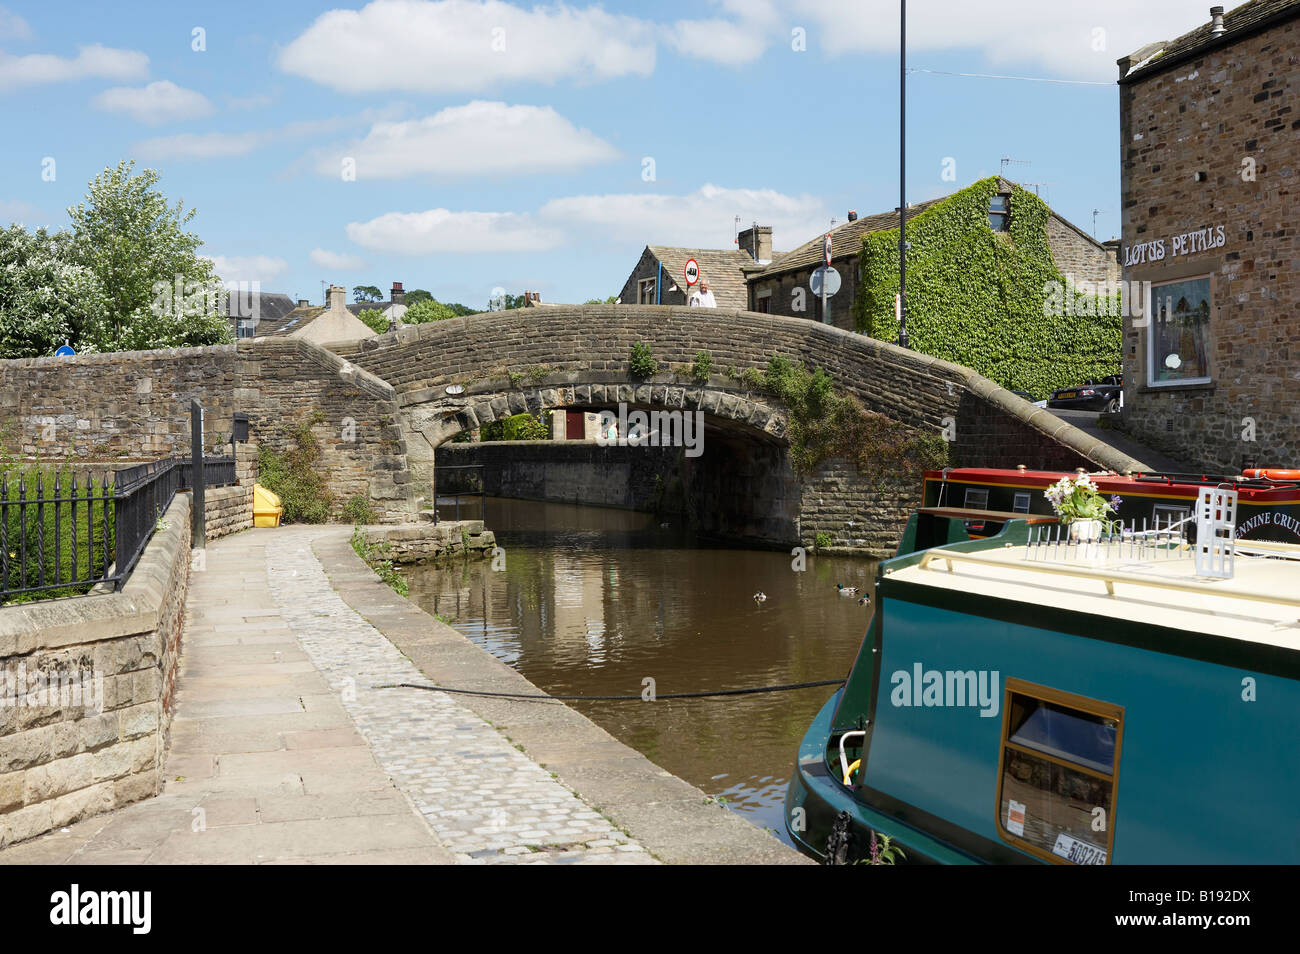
[746,179,1119,331]
[617,232,767,309]
[1115,0,1299,472]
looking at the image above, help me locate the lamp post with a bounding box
[898,0,910,350]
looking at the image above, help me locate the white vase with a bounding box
[1069,519,1103,542]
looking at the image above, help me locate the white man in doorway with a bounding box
[689,278,717,308]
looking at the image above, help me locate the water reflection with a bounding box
[405,497,875,846]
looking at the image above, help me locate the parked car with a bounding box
[1047,374,1123,412]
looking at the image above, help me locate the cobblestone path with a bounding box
[265,533,656,865]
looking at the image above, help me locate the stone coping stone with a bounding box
[312,528,811,866]
[0,494,191,657]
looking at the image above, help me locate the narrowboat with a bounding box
[785,498,1300,864]
[924,465,1300,542]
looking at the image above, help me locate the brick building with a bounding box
[1116,0,1299,472]
[746,179,1119,331]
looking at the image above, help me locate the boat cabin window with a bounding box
[1151,503,1188,531]
[963,488,989,510]
[1012,492,1031,514]
[996,679,1123,865]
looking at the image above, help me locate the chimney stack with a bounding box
[297,298,309,308]
[1210,6,1225,35]
[327,285,346,311]
[390,281,405,305]
[737,224,773,264]
[847,210,858,222]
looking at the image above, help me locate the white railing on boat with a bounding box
[914,546,1300,607]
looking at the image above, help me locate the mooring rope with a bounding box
[373,678,846,702]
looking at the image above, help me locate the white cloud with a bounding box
[314,101,619,180]
[92,80,214,125]
[346,209,563,254]
[0,43,147,91]
[0,199,49,225]
[309,248,369,270]
[204,255,291,286]
[226,92,273,111]
[789,0,1212,80]
[541,183,829,251]
[668,18,770,66]
[134,130,266,160]
[277,0,656,93]
[0,7,33,42]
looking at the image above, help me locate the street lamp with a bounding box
[898,0,910,350]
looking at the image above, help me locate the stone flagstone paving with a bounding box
[264,534,655,865]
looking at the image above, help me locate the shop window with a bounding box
[1149,276,1211,386]
[988,194,1011,232]
[996,679,1123,865]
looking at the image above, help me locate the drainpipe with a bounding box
[657,261,662,304]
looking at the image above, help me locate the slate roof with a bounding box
[254,305,325,337]
[1121,0,1300,83]
[754,198,947,280]
[223,292,298,323]
[646,246,754,309]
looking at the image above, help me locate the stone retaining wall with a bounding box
[0,493,192,848]
[360,519,496,564]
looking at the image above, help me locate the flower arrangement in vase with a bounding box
[1044,473,1121,542]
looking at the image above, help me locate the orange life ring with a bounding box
[1243,468,1300,481]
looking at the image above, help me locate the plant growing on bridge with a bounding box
[759,354,948,477]
[257,414,335,523]
[480,412,550,441]
[690,350,713,384]
[629,341,659,379]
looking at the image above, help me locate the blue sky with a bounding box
[0,0,1213,309]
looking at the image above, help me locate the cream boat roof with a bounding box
[887,542,1300,652]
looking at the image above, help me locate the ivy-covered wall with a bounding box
[855,178,1121,400]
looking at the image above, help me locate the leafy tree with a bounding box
[0,225,107,358]
[584,295,618,304]
[405,288,433,306]
[403,299,456,323]
[356,308,389,334]
[353,285,382,303]
[65,160,230,352]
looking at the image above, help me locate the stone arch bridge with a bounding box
[334,305,1145,552]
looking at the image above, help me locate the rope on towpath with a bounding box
[373,678,846,702]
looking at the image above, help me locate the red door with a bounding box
[565,411,584,440]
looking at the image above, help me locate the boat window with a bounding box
[1151,503,1188,530]
[963,488,989,510]
[1012,492,1030,514]
[996,679,1123,865]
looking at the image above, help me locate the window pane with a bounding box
[989,195,1010,213]
[1009,699,1116,774]
[1150,277,1211,382]
[1000,753,1113,865]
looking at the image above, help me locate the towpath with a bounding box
[0,526,804,865]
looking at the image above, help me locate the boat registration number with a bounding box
[1057,391,1078,400]
[1052,833,1107,865]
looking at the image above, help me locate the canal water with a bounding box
[404,497,876,846]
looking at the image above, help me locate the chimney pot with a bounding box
[1210,6,1225,34]
[390,282,405,306]
[297,298,309,308]
[847,210,858,222]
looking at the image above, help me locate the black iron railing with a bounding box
[432,464,486,524]
[0,456,235,601]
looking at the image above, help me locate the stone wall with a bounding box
[799,461,920,556]
[0,338,417,523]
[748,258,857,330]
[360,519,496,564]
[0,494,191,848]
[1045,216,1122,285]
[1117,16,1300,472]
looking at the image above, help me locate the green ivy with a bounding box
[855,178,1121,400]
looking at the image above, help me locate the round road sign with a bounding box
[810,266,841,297]
[684,258,700,286]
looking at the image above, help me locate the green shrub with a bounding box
[257,415,335,523]
[629,341,659,379]
[814,531,833,551]
[357,308,388,334]
[480,412,550,441]
[404,299,457,323]
[342,495,377,525]
[690,350,713,383]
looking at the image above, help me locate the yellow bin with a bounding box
[253,484,283,528]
